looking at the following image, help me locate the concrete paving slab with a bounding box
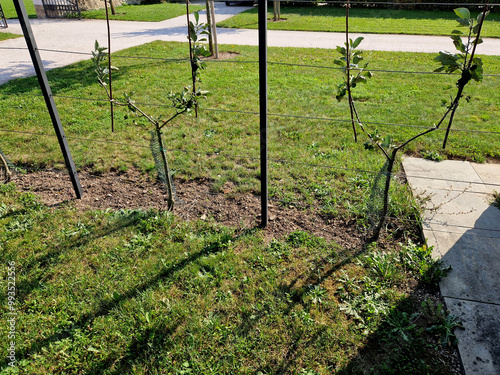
[472,162,500,186]
[438,230,500,303]
[444,297,500,375]
[403,157,500,375]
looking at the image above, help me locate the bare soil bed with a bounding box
[11,167,363,248]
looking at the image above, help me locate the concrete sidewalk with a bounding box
[1,3,500,84]
[403,157,500,375]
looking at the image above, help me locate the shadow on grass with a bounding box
[233,6,462,21]
[0,225,237,372]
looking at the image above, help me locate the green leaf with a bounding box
[451,29,463,35]
[477,10,489,24]
[334,59,345,66]
[352,37,364,49]
[451,35,466,53]
[336,46,346,55]
[382,135,392,148]
[454,8,470,20]
[456,18,470,27]
[194,11,199,23]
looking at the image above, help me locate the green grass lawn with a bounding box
[0,40,498,221]
[218,6,500,38]
[0,39,489,374]
[0,183,458,374]
[0,31,22,41]
[81,2,205,22]
[1,0,37,18]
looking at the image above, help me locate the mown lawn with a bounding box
[217,6,500,38]
[0,182,458,374]
[0,41,499,223]
[81,2,205,22]
[0,31,22,41]
[0,0,37,18]
[0,36,489,374]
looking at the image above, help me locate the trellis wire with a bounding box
[1,127,499,191]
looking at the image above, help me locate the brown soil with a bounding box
[11,167,363,248]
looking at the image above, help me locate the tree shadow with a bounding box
[0,225,238,372]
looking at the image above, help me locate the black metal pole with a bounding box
[13,0,83,199]
[258,0,268,228]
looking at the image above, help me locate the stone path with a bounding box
[403,157,500,375]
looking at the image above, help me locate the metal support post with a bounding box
[258,0,268,228]
[13,0,83,199]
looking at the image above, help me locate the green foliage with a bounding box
[422,299,464,346]
[334,37,373,102]
[92,39,208,210]
[434,8,488,84]
[399,241,451,286]
[188,11,211,82]
[491,191,500,210]
[421,150,445,162]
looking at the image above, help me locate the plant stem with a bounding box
[104,0,115,132]
[345,0,357,143]
[156,126,175,211]
[186,1,198,118]
[442,4,488,149]
[0,152,11,183]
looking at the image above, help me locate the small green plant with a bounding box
[491,190,500,210]
[92,41,207,210]
[399,241,451,286]
[363,250,401,283]
[334,35,372,143]
[434,7,489,148]
[422,299,464,346]
[335,6,488,241]
[303,284,327,305]
[187,10,211,117]
[421,150,444,162]
[386,310,419,344]
[124,233,154,253]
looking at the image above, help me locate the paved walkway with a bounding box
[403,157,500,375]
[1,5,500,374]
[1,3,500,85]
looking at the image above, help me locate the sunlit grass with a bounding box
[81,2,204,22]
[218,6,500,38]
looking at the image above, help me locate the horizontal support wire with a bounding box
[13,93,500,135]
[1,127,499,190]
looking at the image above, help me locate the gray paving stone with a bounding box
[444,297,500,375]
[403,157,500,375]
[437,231,500,304]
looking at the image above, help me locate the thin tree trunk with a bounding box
[0,152,11,183]
[205,0,213,55]
[210,0,218,58]
[156,126,175,210]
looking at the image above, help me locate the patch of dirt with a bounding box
[11,168,363,248]
[203,51,241,60]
